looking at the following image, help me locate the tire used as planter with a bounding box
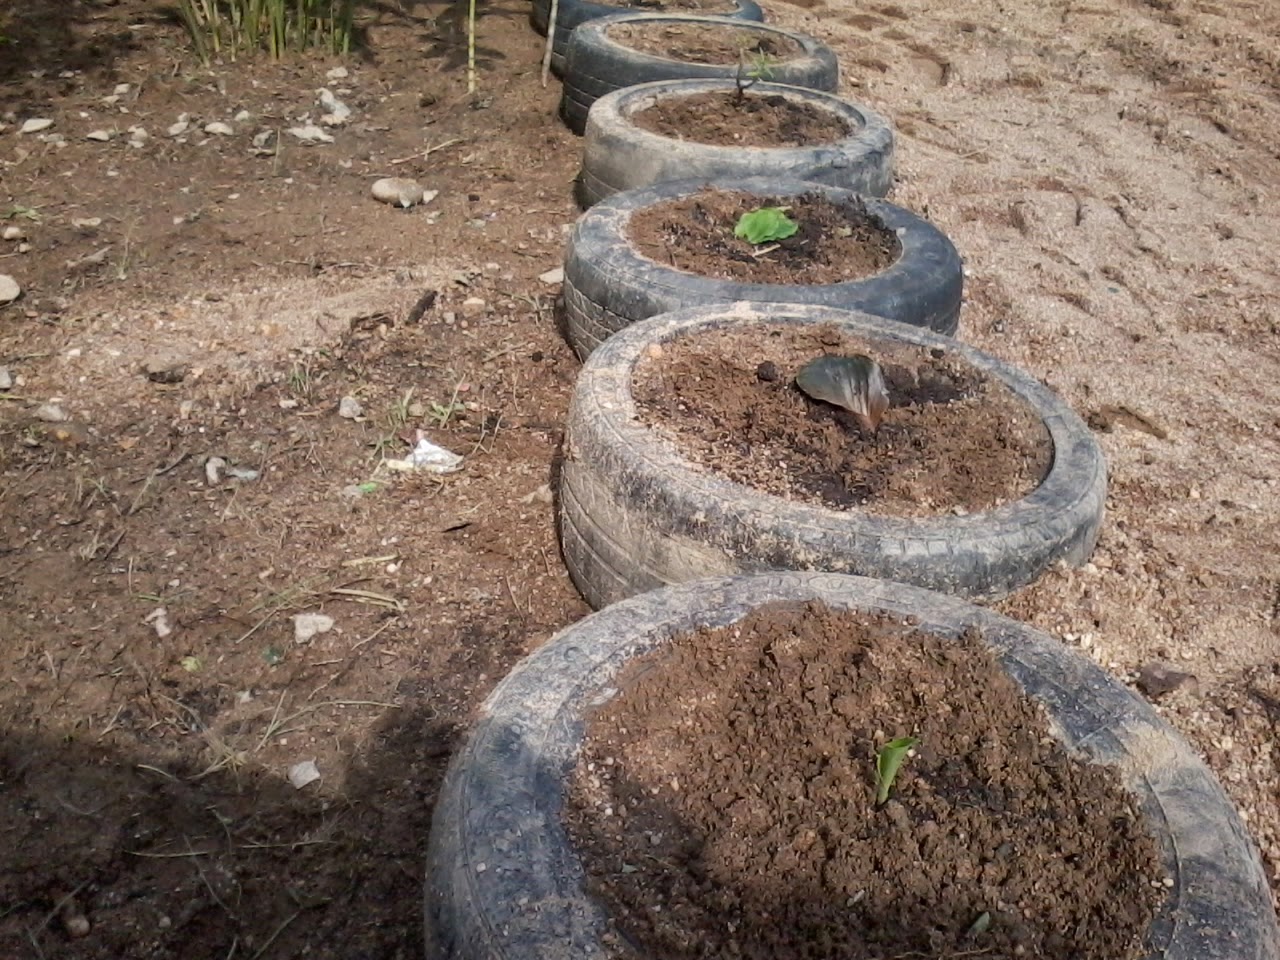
[576,79,893,205]
[563,176,963,357]
[560,303,1106,606]
[425,571,1280,960]
[561,14,838,135]
[532,0,765,77]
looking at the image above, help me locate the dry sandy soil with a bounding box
[0,0,1277,957]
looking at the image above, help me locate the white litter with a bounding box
[385,436,463,474]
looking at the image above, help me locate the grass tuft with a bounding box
[176,0,358,63]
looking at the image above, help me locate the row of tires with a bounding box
[424,6,1280,960]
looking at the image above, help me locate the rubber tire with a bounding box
[576,79,894,204]
[559,302,1106,605]
[531,0,765,78]
[424,571,1280,960]
[560,15,838,135]
[563,176,964,358]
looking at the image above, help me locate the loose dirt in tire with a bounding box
[631,323,1052,515]
[565,601,1167,960]
[630,189,899,283]
[606,21,802,65]
[631,90,851,147]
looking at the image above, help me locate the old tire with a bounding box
[559,302,1106,605]
[531,0,765,77]
[560,15,838,135]
[563,176,963,357]
[424,571,1280,960]
[575,79,893,204]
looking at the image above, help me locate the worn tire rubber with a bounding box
[531,0,765,77]
[575,79,892,204]
[560,15,838,135]
[563,176,963,358]
[559,302,1105,605]
[424,571,1280,960]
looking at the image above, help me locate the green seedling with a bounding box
[734,206,798,245]
[874,735,919,806]
[429,400,466,427]
[796,353,890,435]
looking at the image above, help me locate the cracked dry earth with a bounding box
[0,0,1277,956]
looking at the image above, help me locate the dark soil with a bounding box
[632,90,851,147]
[565,601,1168,960]
[632,323,1052,516]
[606,20,802,65]
[630,189,900,283]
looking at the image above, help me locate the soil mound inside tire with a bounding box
[631,323,1052,515]
[565,600,1168,960]
[606,20,803,63]
[632,90,852,146]
[630,189,900,283]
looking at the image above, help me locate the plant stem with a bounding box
[541,0,559,87]
[467,0,478,94]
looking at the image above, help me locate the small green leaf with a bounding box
[734,206,798,245]
[967,911,992,938]
[874,735,919,806]
[263,645,285,666]
[179,655,202,673]
[356,481,380,495]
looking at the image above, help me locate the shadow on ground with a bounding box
[0,703,459,959]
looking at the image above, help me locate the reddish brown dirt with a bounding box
[0,0,1278,955]
[632,89,851,147]
[632,324,1051,515]
[630,189,900,282]
[606,20,802,64]
[566,602,1166,960]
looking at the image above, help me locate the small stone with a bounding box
[113,83,131,96]
[205,456,226,485]
[167,117,191,137]
[1136,661,1199,700]
[34,402,68,422]
[755,360,780,382]
[2,226,22,241]
[20,118,53,134]
[143,357,188,384]
[144,606,173,639]
[86,128,113,141]
[461,296,486,316]
[233,109,251,122]
[292,612,335,644]
[0,274,20,304]
[338,396,363,419]
[538,267,564,285]
[326,66,349,80]
[71,217,102,230]
[287,124,334,144]
[317,88,351,126]
[63,912,91,939]
[204,121,234,136]
[0,368,11,390]
[287,759,321,789]
[371,177,426,208]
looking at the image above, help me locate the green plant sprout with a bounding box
[874,735,919,806]
[734,39,776,98]
[735,206,798,245]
